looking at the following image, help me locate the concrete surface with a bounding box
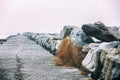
[0,35,88,80]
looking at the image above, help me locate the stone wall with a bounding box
[23,32,61,55]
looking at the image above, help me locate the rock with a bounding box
[82,48,103,79]
[60,26,74,38]
[80,78,93,80]
[61,25,94,46]
[55,40,61,50]
[102,48,120,80]
[82,41,120,80]
[82,21,117,42]
[23,32,61,55]
[100,50,107,65]
[88,43,100,49]
[82,45,91,53]
[47,33,62,40]
[107,26,120,40]
[98,41,120,51]
[75,30,94,46]
[82,49,101,72]
[34,34,40,43]
[118,45,120,53]
[91,37,101,43]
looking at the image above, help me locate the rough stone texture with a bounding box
[61,26,94,46]
[98,41,120,51]
[60,26,74,38]
[118,45,120,53]
[75,30,94,46]
[82,48,103,79]
[82,21,117,42]
[82,41,120,80]
[0,35,90,80]
[100,50,107,65]
[24,32,61,55]
[107,26,120,40]
[102,48,120,80]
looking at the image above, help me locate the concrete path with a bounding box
[0,35,87,80]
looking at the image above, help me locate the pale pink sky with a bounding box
[0,0,120,33]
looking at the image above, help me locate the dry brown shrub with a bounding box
[55,36,72,66]
[55,36,88,72]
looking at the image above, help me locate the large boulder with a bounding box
[82,48,103,79]
[82,21,118,42]
[82,41,120,80]
[61,26,94,46]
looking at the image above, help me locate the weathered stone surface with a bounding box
[47,33,62,40]
[60,26,75,38]
[82,48,102,79]
[102,48,120,80]
[23,32,61,55]
[82,21,117,42]
[98,41,120,51]
[82,41,120,80]
[87,43,100,49]
[75,30,94,46]
[61,26,94,46]
[118,45,120,53]
[100,50,107,65]
[107,26,120,40]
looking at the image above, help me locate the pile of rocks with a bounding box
[58,21,120,80]
[24,21,120,80]
[80,21,120,80]
[23,32,61,55]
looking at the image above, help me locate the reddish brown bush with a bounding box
[55,36,88,71]
[55,36,72,66]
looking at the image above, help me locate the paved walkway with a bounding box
[0,35,87,80]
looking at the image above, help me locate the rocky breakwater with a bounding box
[56,22,120,80]
[23,32,61,55]
[81,21,120,80]
[24,21,120,80]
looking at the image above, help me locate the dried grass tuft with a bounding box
[55,36,88,73]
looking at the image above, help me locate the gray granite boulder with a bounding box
[61,25,94,46]
[82,21,117,42]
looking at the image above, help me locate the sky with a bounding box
[0,0,120,33]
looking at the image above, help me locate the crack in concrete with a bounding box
[14,55,24,80]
